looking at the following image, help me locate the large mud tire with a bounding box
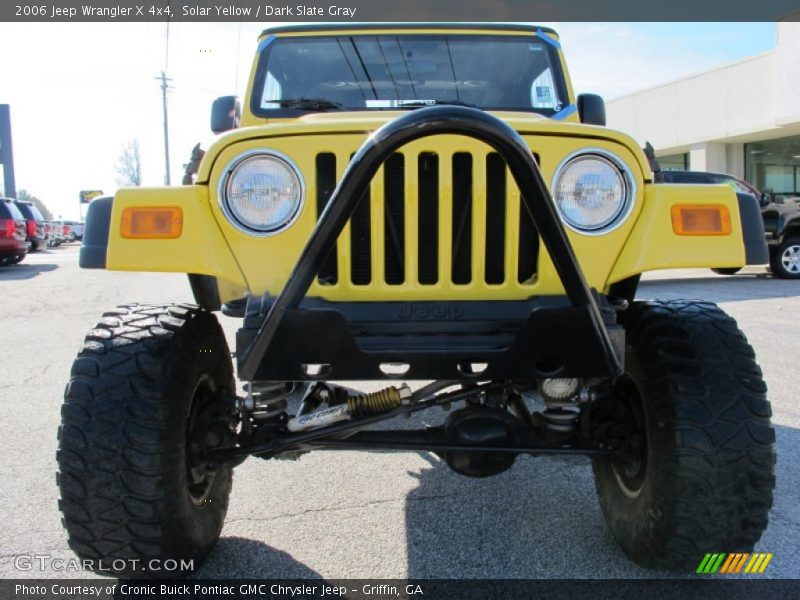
[57,304,235,577]
[593,300,775,570]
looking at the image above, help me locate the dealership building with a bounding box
[607,22,800,201]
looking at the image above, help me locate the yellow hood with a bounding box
[196,110,651,182]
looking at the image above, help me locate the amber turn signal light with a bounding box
[671,205,731,236]
[120,207,183,239]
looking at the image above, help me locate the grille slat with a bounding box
[383,154,405,284]
[313,147,538,290]
[417,153,439,285]
[404,153,419,285]
[315,153,338,285]
[518,194,539,284]
[485,153,507,285]
[504,166,520,283]
[471,154,488,285]
[335,151,352,285]
[451,153,473,285]
[438,154,453,284]
[370,166,386,285]
[348,152,371,285]
[350,184,372,285]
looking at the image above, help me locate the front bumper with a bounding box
[0,238,27,257]
[237,295,624,380]
[28,236,48,251]
[79,197,112,268]
[737,193,769,265]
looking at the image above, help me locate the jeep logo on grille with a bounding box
[398,303,464,320]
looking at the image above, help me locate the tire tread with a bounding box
[594,300,775,570]
[56,303,233,576]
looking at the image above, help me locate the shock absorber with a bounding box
[287,384,412,432]
[347,386,409,417]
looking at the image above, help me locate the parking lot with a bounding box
[0,244,798,579]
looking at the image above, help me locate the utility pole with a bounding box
[0,104,17,198]
[156,71,172,185]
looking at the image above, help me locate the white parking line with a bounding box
[21,252,78,263]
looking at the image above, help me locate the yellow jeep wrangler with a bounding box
[59,24,775,575]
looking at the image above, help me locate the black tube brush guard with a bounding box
[237,106,624,382]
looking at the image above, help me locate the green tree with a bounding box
[17,189,53,220]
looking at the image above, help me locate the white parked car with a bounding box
[49,222,65,246]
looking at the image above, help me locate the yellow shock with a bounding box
[347,385,411,417]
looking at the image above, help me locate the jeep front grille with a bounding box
[314,149,540,290]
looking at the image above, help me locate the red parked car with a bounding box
[13,200,48,252]
[0,198,28,266]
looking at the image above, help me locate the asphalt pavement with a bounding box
[0,244,797,579]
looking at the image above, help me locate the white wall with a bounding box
[689,142,726,172]
[607,51,778,155]
[726,143,745,178]
[775,22,800,126]
[606,21,800,172]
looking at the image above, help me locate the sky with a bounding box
[0,21,776,220]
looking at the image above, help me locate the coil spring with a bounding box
[541,405,579,433]
[246,382,293,419]
[347,386,405,418]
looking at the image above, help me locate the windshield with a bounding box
[253,34,568,116]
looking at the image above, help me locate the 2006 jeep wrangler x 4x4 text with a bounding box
[59,24,775,575]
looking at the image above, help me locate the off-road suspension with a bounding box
[286,384,412,432]
[537,378,585,433]
[211,380,624,467]
[348,386,411,417]
[238,381,296,420]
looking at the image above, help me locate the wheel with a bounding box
[770,237,800,278]
[57,304,236,577]
[10,254,25,264]
[711,267,741,275]
[592,300,775,570]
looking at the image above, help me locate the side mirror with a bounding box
[211,96,241,134]
[577,93,606,126]
[760,192,772,207]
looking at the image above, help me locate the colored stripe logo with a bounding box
[696,552,773,574]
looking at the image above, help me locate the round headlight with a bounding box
[552,151,633,233]
[222,153,304,235]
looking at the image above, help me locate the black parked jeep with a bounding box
[644,146,800,278]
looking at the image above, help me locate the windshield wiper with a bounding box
[396,99,479,109]
[264,98,345,111]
